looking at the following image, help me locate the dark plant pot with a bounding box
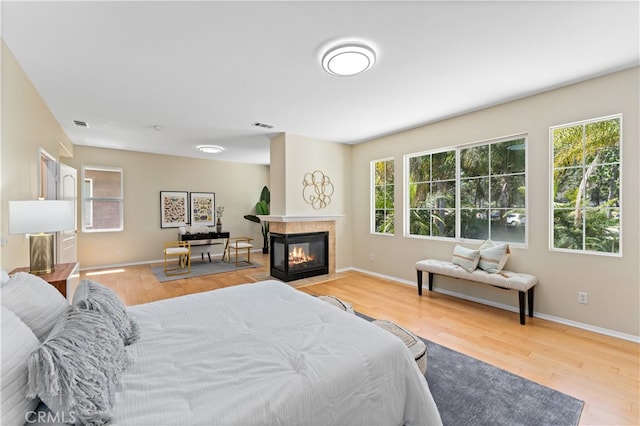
[262,247,269,254]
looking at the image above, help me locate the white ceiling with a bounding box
[2,1,638,165]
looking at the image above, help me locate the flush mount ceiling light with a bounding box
[197,145,224,154]
[321,43,376,76]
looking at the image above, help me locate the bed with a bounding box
[2,273,442,425]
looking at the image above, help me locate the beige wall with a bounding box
[3,36,637,337]
[269,133,353,270]
[64,146,269,267]
[1,42,74,271]
[351,67,639,337]
[269,133,286,216]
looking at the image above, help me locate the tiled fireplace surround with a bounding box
[261,216,338,276]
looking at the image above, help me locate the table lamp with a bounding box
[9,200,75,274]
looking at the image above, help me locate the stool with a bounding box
[163,241,191,276]
[373,319,427,374]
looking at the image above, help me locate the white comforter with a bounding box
[114,280,442,425]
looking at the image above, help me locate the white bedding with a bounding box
[114,280,442,425]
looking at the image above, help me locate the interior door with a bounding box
[58,163,78,264]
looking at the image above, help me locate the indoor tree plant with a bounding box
[244,186,270,253]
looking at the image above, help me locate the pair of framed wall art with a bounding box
[160,191,215,228]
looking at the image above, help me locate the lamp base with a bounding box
[29,233,55,275]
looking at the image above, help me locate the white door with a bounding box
[58,163,78,264]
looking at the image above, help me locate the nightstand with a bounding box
[10,262,80,300]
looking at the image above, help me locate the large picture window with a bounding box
[372,158,394,234]
[550,115,621,255]
[81,166,124,232]
[406,135,527,244]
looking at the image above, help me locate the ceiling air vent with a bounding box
[252,122,274,129]
[73,120,89,128]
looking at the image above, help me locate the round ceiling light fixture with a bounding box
[197,145,224,154]
[321,43,376,76]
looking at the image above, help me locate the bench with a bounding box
[415,259,538,325]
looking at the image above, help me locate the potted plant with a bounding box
[244,186,270,253]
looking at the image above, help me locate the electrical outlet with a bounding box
[578,292,589,304]
[370,253,375,261]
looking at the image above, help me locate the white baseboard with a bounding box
[346,267,640,343]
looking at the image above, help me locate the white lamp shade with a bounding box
[9,200,75,234]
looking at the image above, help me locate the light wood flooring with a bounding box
[81,253,639,425]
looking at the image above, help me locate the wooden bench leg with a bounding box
[518,291,526,325]
[417,271,436,296]
[527,287,534,318]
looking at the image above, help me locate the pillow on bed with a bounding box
[451,245,481,273]
[0,269,10,287]
[27,307,128,425]
[1,306,41,426]
[478,239,511,273]
[0,272,69,341]
[72,279,139,345]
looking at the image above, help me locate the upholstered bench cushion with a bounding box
[373,320,427,374]
[165,247,189,255]
[415,259,537,292]
[230,242,253,249]
[317,295,354,314]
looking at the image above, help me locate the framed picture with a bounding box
[190,192,215,226]
[160,191,189,228]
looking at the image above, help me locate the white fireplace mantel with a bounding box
[257,215,344,222]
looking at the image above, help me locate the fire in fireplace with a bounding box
[270,231,329,282]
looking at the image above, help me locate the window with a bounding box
[407,150,456,237]
[372,158,395,234]
[550,115,621,256]
[460,138,526,243]
[81,166,123,232]
[406,135,527,244]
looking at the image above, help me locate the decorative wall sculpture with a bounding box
[302,170,334,210]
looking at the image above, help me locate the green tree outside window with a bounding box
[406,136,526,244]
[373,158,394,234]
[551,115,621,255]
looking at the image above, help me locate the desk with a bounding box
[10,262,80,300]
[180,232,230,262]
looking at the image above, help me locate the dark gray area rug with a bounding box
[424,339,584,426]
[151,259,261,282]
[355,312,584,425]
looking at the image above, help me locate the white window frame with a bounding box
[83,178,94,229]
[549,114,622,257]
[371,157,395,235]
[403,147,457,241]
[404,133,528,247]
[81,166,124,233]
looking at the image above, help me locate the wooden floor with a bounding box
[81,253,639,425]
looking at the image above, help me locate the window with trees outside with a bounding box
[551,115,621,256]
[406,135,527,244]
[372,158,394,234]
[81,166,124,232]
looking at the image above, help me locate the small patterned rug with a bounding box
[151,259,261,282]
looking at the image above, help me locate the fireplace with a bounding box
[270,231,329,282]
